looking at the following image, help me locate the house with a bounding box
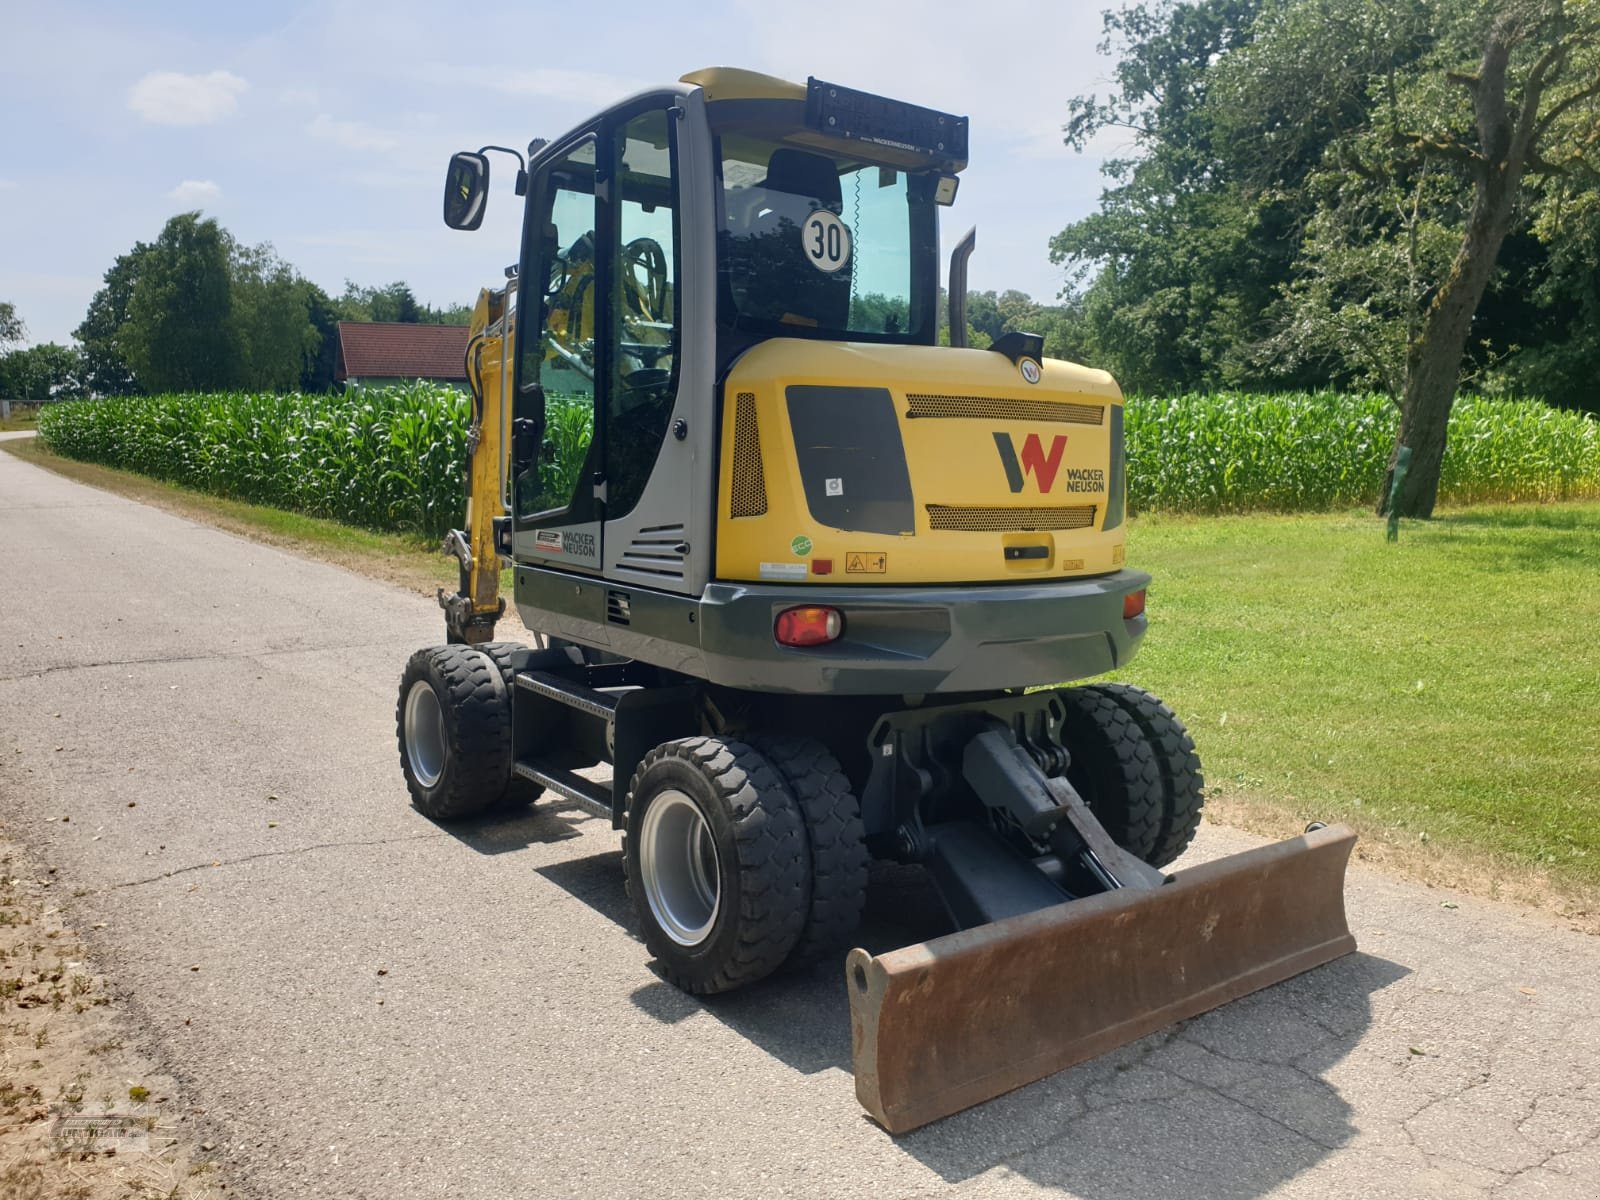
[335,322,472,389]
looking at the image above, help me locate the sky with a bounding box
[0,0,1128,348]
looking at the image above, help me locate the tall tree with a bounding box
[75,243,152,396]
[0,302,24,349]
[1229,0,1600,515]
[119,214,240,392]
[231,242,319,392]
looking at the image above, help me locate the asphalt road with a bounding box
[3,440,1599,1200]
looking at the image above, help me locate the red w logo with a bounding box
[992,432,1068,493]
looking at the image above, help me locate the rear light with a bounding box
[775,606,843,647]
[1123,589,1146,620]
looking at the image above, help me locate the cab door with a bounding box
[511,133,605,570]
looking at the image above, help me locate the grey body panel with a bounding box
[515,564,1149,696]
[513,519,603,571]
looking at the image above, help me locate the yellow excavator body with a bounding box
[413,65,1357,1135]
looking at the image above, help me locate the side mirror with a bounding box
[443,152,489,230]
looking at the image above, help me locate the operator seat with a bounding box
[724,148,851,330]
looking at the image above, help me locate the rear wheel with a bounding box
[396,646,513,820]
[1054,686,1165,863]
[623,737,810,994]
[748,735,869,968]
[1087,684,1205,868]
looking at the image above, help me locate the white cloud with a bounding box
[128,70,248,125]
[308,113,400,153]
[168,179,222,205]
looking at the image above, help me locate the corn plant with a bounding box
[36,385,1600,530]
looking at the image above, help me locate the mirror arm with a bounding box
[479,145,529,196]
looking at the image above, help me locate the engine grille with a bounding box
[905,393,1105,426]
[926,504,1098,532]
[729,391,768,517]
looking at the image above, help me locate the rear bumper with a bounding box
[698,569,1150,694]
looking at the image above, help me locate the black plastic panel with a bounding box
[786,386,914,535]
[806,78,969,171]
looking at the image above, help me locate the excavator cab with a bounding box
[409,68,1356,1133]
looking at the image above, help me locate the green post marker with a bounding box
[1386,446,1412,543]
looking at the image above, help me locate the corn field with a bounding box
[35,385,1600,535]
[1124,391,1600,513]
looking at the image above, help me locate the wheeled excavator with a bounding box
[398,67,1356,1133]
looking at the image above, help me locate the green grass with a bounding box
[0,403,40,432]
[1113,502,1600,895]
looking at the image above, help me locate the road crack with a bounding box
[103,832,446,890]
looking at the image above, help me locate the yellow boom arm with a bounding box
[439,285,514,643]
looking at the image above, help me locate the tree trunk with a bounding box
[1377,14,1546,518]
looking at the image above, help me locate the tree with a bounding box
[1060,0,1600,511]
[301,283,341,392]
[0,343,87,401]
[75,243,152,396]
[231,242,319,392]
[119,213,241,392]
[1226,0,1600,515]
[337,281,471,325]
[0,302,24,349]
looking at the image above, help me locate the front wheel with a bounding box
[623,737,810,994]
[396,645,513,820]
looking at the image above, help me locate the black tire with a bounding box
[475,639,582,690]
[396,645,513,820]
[473,640,590,807]
[1054,686,1166,863]
[622,737,810,994]
[747,734,869,968]
[1087,683,1206,868]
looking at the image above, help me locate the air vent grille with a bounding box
[729,391,768,517]
[618,523,686,579]
[926,504,1098,532]
[906,394,1105,425]
[606,591,631,625]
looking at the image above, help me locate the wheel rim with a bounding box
[638,789,721,946]
[403,679,447,789]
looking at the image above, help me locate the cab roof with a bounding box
[678,67,806,104]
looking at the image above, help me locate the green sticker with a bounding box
[790,535,813,557]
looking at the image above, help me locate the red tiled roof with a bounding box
[335,321,471,381]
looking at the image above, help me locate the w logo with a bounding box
[993,432,1068,493]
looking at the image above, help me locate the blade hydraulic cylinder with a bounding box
[848,823,1357,1133]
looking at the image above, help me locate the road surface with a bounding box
[2,440,1597,1199]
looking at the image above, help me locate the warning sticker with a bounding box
[845,552,887,574]
[535,530,563,552]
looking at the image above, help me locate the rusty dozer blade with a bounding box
[848,823,1357,1134]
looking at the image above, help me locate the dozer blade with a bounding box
[848,823,1357,1134]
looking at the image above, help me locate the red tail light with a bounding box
[775,606,844,647]
[1123,589,1146,620]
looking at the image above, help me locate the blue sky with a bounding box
[0,0,1125,347]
